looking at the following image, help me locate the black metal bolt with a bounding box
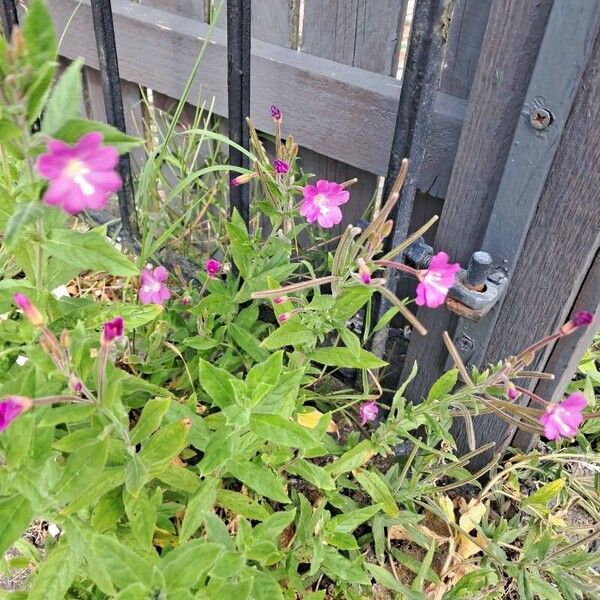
[456,335,474,353]
[529,107,552,130]
[465,250,493,289]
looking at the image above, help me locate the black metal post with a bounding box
[371,0,456,363]
[90,0,139,242]
[227,0,251,225]
[0,0,18,37]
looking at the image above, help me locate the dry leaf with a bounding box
[297,409,337,433]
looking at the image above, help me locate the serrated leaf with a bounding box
[353,468,399,517]
[50,119,141,153]
[427,369,458,401]
[227,457,290,504]
[28,538,82,600]
[42,59,83,134]
[250,413,318,449]
[0,496,32,556]
[45,229,138,276]
[5,201,43,248]
[311,346,387,369]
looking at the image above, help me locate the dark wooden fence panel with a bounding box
[299,0,408,230]
[402,0,554,400]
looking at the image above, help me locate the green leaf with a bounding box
[26,62,56,124]
[130,398,170,444]
[42,59,83,134]
[331,285,373,322]
[322,530,358,550]
[285,459,335,491]
[260,319,314,350]
[38,404,95,427]
[22,0,57,69]
[115,583,151,600]
[216,489,270,521]
[226,210,253,277]
[227,457,290,504]
[322,547,370,585]
[5,201,43,248]
[246,351,283,398]
[45,229,139,276]
[138,421,188,476]
[251,572,285,600]
[365,563,416,596]
[0,118,22,142]
[250,414,318,449]
[199,358,236,408]
[326,504,382,534]
[427,369,458,401]
[125,454,147,496]
[180,479,218,542]
[0,496,32,556]
[63,466,126,516]
[325,439,375,476]
[28,538,82,600]
[50,119,141,153]
[311,346,387,369]
[230,322,269,363]
[91,534,155,589]
[159,541,222,590]
[353,468,399,517]
[54,439,108,502]
[523,479,565,508]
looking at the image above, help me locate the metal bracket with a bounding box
[405,240,508,321]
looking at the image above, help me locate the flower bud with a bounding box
[274,296,289,305]
[273,159,289,174]
[101,316,124,346]
[14,293,44,327]
[60,330,70,349]
[231,173,255,187]
[382,220,394,237]
[278,312,290,323]
[270,105,282,122]
[560,311,594,335]
[358,258,371,285]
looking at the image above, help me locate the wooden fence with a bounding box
[20,0,600,460]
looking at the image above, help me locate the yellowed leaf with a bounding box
[458,500,486,533]
[297,409,337,433]
[437,495,456,524]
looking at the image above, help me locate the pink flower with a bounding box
[205,259,221,278]
[139,266,171,305]
[37,132,121,214]
[273,159,289,174]
[0,396,32,432]
[102,316,124,346]
[359,400,378,426]
[13,293,44,327]
[540,393,587,440]
[415,252,461,309]
[506,382,518,401]
[300,180,350,228]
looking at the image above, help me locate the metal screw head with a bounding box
[530,108,552,130]
[456,335,474,353]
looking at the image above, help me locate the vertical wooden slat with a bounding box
[401,0,553,399]
[300,0,408,230]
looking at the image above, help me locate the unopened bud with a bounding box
[382,220,394,237]
[60,330,70,349]
[274,296,289,305]
[270,105,282,122]
[70,376,83,394]
[560,311,594,335]
[358,258,371,285]
[14,293,44,327]
[278,312,290,323]
[231,172,255,187]
[11,28,24,56]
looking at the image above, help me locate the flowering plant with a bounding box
[0,4,597,599]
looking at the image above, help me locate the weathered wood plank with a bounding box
[300,0,408,230]
[46,0,464,184]
[401,0,554,402]
[140,0,204,20]
[421,0,492,198]
[512,250,600,451]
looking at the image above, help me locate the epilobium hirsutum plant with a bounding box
[0,3,598,598]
